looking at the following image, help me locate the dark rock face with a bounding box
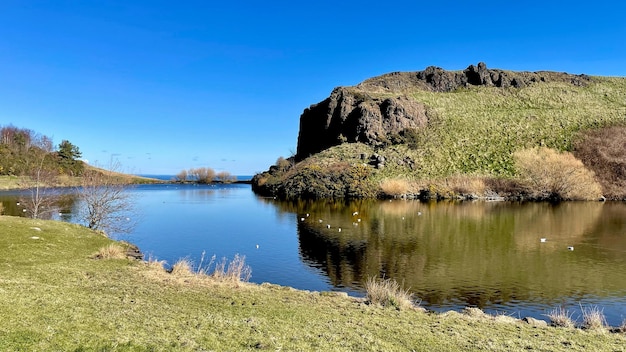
[295,63,592,160]
[296,88,429,160]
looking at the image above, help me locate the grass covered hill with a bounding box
[2,215,626,350]
[253,63,626,200]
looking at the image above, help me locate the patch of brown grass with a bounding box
[513,147,603,200]
[573,125,626,200]
[545,306,576,328]
[379,178,411,197]
[365,277,414,311]
[93,243,126,259]
[170,258,194,277]
[581,305,608,331]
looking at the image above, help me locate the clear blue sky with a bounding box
[1,1,625,175]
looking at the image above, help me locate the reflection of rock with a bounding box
[297,222,367,287]
[289,199,626,314]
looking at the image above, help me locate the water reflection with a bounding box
[275,199,626,322]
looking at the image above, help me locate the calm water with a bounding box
[2,183,626,326]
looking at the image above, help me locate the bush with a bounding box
[513,147,603,201]
[365,277,414,311]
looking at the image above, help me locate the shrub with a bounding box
[513,147,603,200]
[545,306,575,328]
[365,277,414,310]
[580,305,607,331]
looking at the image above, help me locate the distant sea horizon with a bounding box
[136,174,254,182]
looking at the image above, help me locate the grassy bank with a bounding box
[1,216,625,351]
[0,166,161,190]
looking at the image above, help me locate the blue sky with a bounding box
[1,1,625,175]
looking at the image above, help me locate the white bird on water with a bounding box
[567,246,574,251]
[540,238,547,243]
[338,228,341,232]
[256,244,259,249]
[326,224,331,229]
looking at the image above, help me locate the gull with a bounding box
[256,244,259,249]
[326,224,331,229]
[300,217,305,221]
[540,238,547,243]
[338,228,342,232]
[352,211,358,216]
[567,246,574,251]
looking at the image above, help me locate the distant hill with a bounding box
[253,63,626,200]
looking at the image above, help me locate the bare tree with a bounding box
[19,136,59,219]
[175,169,188,182]
[216,171,237,183]
[77,161,137,236]
[188,167,215,184]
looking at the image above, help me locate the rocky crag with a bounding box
[296,62,591,160]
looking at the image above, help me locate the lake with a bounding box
[2,183,626,326]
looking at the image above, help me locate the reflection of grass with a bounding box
[291,199,624,312]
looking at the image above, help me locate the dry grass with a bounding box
[545,306,576,328]
[212,254,252,282]
[379,178,411,197]
[171,258,194,277]
[513,147,603,200]
[573,125,626,200]
[581,305,608,331]
[93,243,126,259]
[365,277,414,310]
[618,319,626,334]
[169,254,252,283]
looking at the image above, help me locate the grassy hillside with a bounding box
[1,215,626,350]
[254,76,626,200]
[0,164,160,190]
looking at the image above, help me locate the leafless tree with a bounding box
[19,136,59,219]
[77,161,137,236]
[188,167,215,184]
[175,169,188,182]
[216,171,237,183]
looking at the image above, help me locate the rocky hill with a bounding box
[254,63,626,201]
[296,63,591,160]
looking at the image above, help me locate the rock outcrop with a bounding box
[295,62,591,160]
[296,89,429,159]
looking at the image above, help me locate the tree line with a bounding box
[0,124,83,176]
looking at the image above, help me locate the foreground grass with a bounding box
[1,216,625,351]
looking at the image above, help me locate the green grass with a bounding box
[1,215,626,351]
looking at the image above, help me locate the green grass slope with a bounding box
[2,216,626,350]
[254,76,626,199]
